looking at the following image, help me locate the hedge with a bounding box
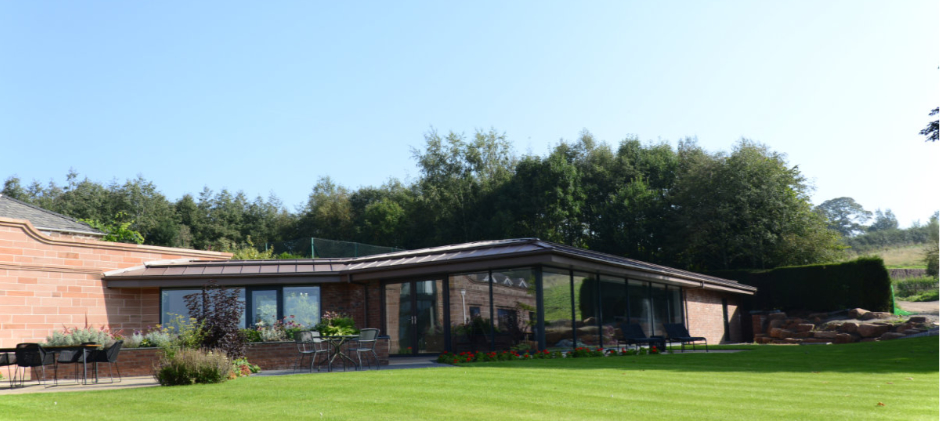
[709,257,892,312]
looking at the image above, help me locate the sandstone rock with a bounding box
[848,308,869,319]
[860,312,893,321]
[893,323,913,333]
[768,319,785,330]
[908,316,927,323]
[841,322,858,333]
[757,336,774,344]
[791,318,804,325]
[794,324,815,333]
[769,327,792,339]
[801,338,831,344]
[779,338,802,344]
[902,329,923,335]
[768,312,787,320]
[807,312,828,320]
[879,332,906,341]
[814,331,838,339]
[857,323,892,338]
[813,316,823,324]
[834,333,856,344]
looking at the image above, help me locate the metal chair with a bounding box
[0,351,16,388]
[617,323,666,352]
[84,341,124,383]
[351,328,380,370]
[663,323,708,353]
[295,331,329,372]
[13,343,55,386]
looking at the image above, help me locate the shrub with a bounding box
[711,257,893,312]
[184,281,247,359]
[314,311,359,336]
[893,276,939,299]
[45,326,119,347]
[244,315,305,342]
[154,348,234,386]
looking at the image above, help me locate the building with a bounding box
[2,195,755,352]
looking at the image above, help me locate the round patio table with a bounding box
[320,335,360,372]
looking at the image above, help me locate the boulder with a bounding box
[902,329,923,335]
[800,338,831,344]
[769,327,791,339]
[756,336,774,344]
[807,312,829,320]
[812,316,823,324]
[857,323,892,338]
[834,333,856,344]
[794,324,815,333]
[841,322,858,334]
[768,319,785,330]
[792,331,814,339]
[814,331,838,339]
[860,312,892,321]
[893,323,913,333]
[768,312,787,320]
[879,332,906,341]
[791,318,804,325]
[908,316,927,323]
[848,308,869,319]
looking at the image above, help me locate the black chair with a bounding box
[54,342,99,385]
[84,341,123,383]
[663,323,708,353]
[350,328,380,370]
[14,343,55,386]
[295,332,329,373]
[1,352,16,388]
[617,323,666,352]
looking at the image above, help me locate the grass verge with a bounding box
[1,337,937,420]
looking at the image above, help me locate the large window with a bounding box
[627,280,650,336]
[600,275,626,347]
[542,268,574,350]
[161,286,320,330]
[490,267,535,351]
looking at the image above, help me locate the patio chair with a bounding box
[1,351,15,388]
[350,328,380,370]
[617,323,665,352]
[13,343,55,386]
[663,323,708,353]
[295,331,329,373]
[83,341,124,383]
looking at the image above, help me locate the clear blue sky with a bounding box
[2,1,937,226]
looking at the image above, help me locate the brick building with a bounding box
[2,195,755,353]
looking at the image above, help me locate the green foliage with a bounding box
[81,211,145,244]
[893,276,939,299]
[712,257,893,312]
[905,289,939,302]
[313,311,359,336]
[919,107,938,142]
[44,326,118,347]
[225,236,275,260]
[814,197,872,237]
[154,348,234,386]
[925,213,939,277]
[184,282,247,359]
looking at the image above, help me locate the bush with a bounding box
[154,348,234,386]
[314,311,359,336]
[184,281,247,359]
[893,276,939,299]
[711,257,893,312]
[45,326,118,347]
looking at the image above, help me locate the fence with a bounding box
[265,237,404,258]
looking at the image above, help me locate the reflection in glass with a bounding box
[542,268,574,350]
[669,287,683,325]
[283,286,320,328]
[490,267,535,352]
[415,280,445,354]
[161,288,246,329]
[449,272,492,353]
[628,280,651,337]
[251,289,278,328]
[573,272,599,346]
[600,275,626,347]
[651,283,668,337]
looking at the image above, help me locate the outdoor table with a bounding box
[40,344,101,385]
[321,335,360,371]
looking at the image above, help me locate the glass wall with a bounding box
[490,267,536,352]
[650,283,669,337]
[284,286,321,327]
[573,272,599,347]
[600,275,626,347]
[627,280,651,337]
[448,272,492,353]
[542,268,574,350]
[161,286,319,331]
[669,287,683,326]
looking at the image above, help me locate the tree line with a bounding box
[3,129,846,271]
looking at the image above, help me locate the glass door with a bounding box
[248,288,279,328]
[384,279,445,355]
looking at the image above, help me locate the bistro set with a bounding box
[0,342,123,388]
[294,328,385,373]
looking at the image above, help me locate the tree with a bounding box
[815,197,872,237]
[868,209,899,232]
[925,212,938,277]
[184,281,247,359]
[920,108,938,142]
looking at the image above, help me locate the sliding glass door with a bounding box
[384,279,445,355]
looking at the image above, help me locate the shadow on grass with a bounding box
[456,336,939,375]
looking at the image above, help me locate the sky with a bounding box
[1,1,938,226]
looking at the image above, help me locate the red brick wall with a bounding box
[0,217,230,348]
[684,288,743,344]
[35,341,391,380]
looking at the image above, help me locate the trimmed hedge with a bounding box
[709,257,892,312]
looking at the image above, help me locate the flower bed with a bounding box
[437,346,662,364]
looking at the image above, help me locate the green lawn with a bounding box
[1,337,937,420]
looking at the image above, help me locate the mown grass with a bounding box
[1,337,936,420]
[848,244,930,269]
